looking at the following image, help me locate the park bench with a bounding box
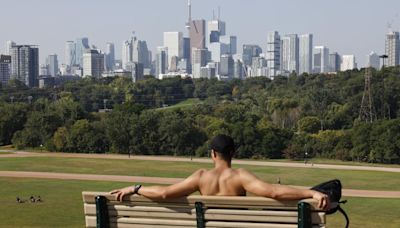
[82,191,327,228]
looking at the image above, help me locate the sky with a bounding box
[1,0,400,67]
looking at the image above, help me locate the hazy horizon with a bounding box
[1,0,400,67]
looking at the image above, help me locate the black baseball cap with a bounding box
[210,134,235,156]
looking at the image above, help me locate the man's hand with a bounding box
[110,186,135,202]
[312,190,330,210]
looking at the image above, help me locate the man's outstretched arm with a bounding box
[238,169,329,210]
[110,169,204,201]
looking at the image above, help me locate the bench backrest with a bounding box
[82,191,326,228]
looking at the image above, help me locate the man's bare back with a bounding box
[198,167,246,196]
[111,135,330,210]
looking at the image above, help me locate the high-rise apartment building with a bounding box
[313,46,329,73]
[163,32,183,70]
[328,52,341,72]
[385,31,400,67]
[242,44,262,66]
[47,54,58,77]
[266,31,281,78]
[105,42,115,72]
[0,55,11,86]
[83,49,104,78]
[367,51,380,70]
[341,55,357,71]
[75,38,90,67]
[65,41,76,67]
[10,45,39,87]
[299,34,313,74]
[281,34,299,74]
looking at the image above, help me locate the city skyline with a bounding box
[1,0,400,67]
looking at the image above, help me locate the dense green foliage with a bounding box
[1,67,400,163]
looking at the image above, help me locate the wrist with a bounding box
[132,184,142,195]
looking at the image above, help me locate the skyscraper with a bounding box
[313,46,329,73]
[5,41,15,55]
[83,49,104,78]
[47,54,58,77]
[10,45,39,87]
[233,59,245,79]
[105,42,115,72]
[220,54,234,78]
[126,62,144,82]
[299,34,313,74]
[367,51,380,70]
[242,44,262,66]
[0,55,11,86]
[75,38,90,67]
[281,34,299,74]
[163,32,183,70]
[220,35,237,55]
[190,19,206,54]
[207,19,226,45]
[65,41,76,67]
[385,31,400,67]
[341,55,357,71]
[266,31,281,78]
[121,40,132,70]
[183,37,191,60]
[132,38,150,68]
[328,52,341,72]
[192,48,208,78]
[156,47,168,79]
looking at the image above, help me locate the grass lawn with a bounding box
[156,98,203,111]
[0,157,399,191]
[0,177,399,228]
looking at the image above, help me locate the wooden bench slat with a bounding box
[111,217,196,226]
[82,192,321,210]
[85,216,96,228]
[85,203,325,224]
[206,221,297,228]
[110,224,194,228]
[83,192,327,228]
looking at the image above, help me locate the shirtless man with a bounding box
[111,134,330,210]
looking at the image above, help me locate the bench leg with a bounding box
[298,202,312,228]
[195,202,205,228]
[96,195,109,228]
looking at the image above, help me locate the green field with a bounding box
[0,177,399,228]
[156,98,203,111]
[0,156,399,191]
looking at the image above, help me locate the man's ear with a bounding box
[211,149,216,158]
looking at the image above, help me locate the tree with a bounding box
[297,116,320,134]
[0,103,29,145]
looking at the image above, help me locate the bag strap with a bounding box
[337,206,349,228]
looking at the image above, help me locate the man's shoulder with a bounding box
[235,168,251,175]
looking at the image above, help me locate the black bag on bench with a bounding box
[311,179,349,228]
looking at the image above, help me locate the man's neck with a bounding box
[214,160,231,169]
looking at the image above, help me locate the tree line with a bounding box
[1,67,400,164]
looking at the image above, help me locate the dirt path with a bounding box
[2,150,400,173]
[1,171,399,198]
